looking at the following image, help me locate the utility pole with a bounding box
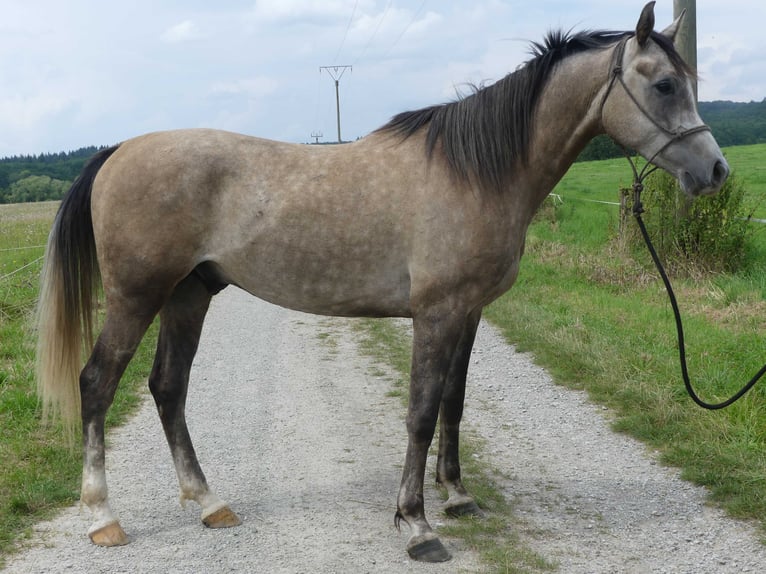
[674,0,698,101]
[319,65,352,143]
[674,0,698,217]
[310,131,323,144]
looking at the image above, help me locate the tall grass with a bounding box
[633,169,755,274]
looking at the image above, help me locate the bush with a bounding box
[3,175,70,204]
[624,169,755,274]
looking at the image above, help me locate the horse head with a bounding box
[600,1,729,196]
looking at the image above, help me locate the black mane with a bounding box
[376,29,690,194]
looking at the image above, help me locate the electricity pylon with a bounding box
[319,65,352,143]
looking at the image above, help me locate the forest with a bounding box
[0,99,764,204]
[0,146,104,204]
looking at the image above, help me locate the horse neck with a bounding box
[520,46,614,201]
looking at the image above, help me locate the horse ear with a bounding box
[635,1,656,47]
[661,10,685,43]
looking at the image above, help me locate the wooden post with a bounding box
[673,0,698,101]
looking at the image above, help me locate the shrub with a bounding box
[623,169,755,275]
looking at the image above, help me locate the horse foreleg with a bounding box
[437,309,484,518]
[149,276,241,530]
[80,310,156,546]
[396,309,465,563]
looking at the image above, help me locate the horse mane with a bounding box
[376,29,691,194]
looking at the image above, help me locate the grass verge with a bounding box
[0,202,158,567]
[484,235,766,529]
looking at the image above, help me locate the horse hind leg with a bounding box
[80,304,159,546]
[148,272,241,530]
[436,310,485,519]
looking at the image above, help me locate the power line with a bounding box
[334,0,359,64]
[382,0,427,59]
[352,0,393,66]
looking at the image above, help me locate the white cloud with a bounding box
[250,0,364,23]
[161,20,200,44]
[0,93,74,131]
[209,77,280,99]
[698,30,766,102]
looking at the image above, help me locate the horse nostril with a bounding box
[712,160,729,187]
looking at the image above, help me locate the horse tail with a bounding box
[36,145,120,441]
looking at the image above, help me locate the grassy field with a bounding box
[555,144,766,215]
[0,202,157,566]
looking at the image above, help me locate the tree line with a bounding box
[0,146,104,204]
[0,99,764,204]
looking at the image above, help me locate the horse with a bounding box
[36,2,728,563]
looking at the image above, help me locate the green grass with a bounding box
[556,143,766,219]
[0,202,158,567]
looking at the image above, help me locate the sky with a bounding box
[0,1,763,157]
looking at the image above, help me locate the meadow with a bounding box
[0,144,765,569]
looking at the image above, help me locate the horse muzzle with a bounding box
[679,156,730,197]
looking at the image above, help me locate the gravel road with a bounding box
[5,287,766,573]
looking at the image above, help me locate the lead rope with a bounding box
[601,35,766,409]
[629,166,766,409]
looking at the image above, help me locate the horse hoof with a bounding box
[202,506,242,528]
[89,522,129,546]
[407,535,452,562]
[444,499,485,519]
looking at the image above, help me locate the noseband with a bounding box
[599,36,712,190]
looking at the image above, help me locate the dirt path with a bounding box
[5,287,766,573]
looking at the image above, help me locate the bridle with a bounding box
[598,36,766,410]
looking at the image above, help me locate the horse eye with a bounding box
[655,79,675,96]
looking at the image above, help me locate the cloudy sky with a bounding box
[0,1,762,157]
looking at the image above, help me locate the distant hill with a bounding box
[0,99,764,202]
[699,100,766,147]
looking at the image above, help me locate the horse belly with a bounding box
[214,240,413,318]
